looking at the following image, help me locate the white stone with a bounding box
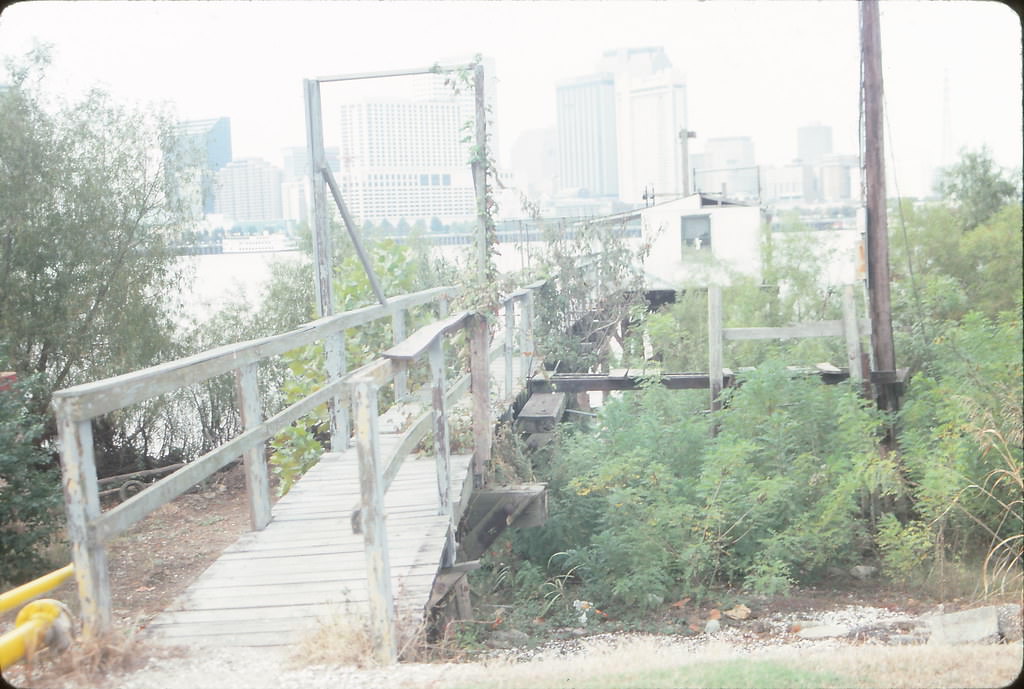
[927,605,1001,645]
[796,624,850,639]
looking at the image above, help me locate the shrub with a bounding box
[0,374,63,585]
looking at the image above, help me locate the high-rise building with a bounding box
[618,68,688,202]
[281,145,341,182]
[603,47,687,203]
[214,158,283,223]
[331,57,499,224]
[556,74,618,197]
[510,128,559,200]
[698,137,758,199]
[797,124,833,166]
[337,99,475,223]
[819,154,859,202]
[174,117,232,215]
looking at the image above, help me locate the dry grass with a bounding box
[428,636,1024,689]
[792,643,1024,689]
[288,606,429,668]
[8,622,162,688]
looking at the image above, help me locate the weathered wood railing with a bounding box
[51,285,459,638]
[707,284,870,409]
[344,283,543,663]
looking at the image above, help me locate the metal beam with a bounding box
[321,166,387,305]
[315,63,472,84]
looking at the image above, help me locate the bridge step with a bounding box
[516,392,567,433]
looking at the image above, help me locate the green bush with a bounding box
[0,374,63,586]
[509,364,886,609]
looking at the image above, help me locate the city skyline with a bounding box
[2,1,1018,202]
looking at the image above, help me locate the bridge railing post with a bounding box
[469,314,491,487]
[427,338,451,515]
[708,285,724,413]
[326,331,349,450]
[392,309,408,399]
[352,377,397,665]
[235,363,271,530]
[503,298,515,398]
[520,290,534,381]
[53,402,111,639]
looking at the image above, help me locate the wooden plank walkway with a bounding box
[145,447,473,648]
[145,334,532,649]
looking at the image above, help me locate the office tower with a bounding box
[699,136,758,199]
[599,47,688,204]
[213,158,283,223]
[556,74,618,197]
[174,117,232,215]
[797,124,833,166]
[510,128,559,200]
[282,145,341,181]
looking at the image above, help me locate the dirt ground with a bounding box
[4,463,1022,689]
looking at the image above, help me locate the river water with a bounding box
[177,241,557,322]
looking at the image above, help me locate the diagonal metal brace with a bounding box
[321,166,388,306]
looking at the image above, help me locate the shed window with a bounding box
[681,215,711,252]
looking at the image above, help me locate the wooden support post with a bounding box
[504,301,514,398]
[303,78,334,319]
[841,285,863,383]
[235,363,271,530]
[325,331,349,450]
[53,404,111,639]
[438,296,450,319]
[707,285,724,412]
[472,63,489,280]
[469,314,491,487]
[352,379,397,665]
[428,339,451,515]
[392,310,408,400]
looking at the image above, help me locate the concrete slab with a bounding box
[927,605,1001,645]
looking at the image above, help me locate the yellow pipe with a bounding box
[0,564,74,616]
[0,599,64,670]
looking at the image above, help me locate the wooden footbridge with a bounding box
[52,284,548,663]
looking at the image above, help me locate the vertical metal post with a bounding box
[352,379,396,665]
[392,310,408,399]
[468,315,491,487]
[521,291,535,381]
[504,299,514,397]
[841,285,864,384]
[472,63,489,280]
[54,403,111,638]
[862,0,898,410]
[235,363,271,530]
[428,339,450,515]
[707,285,724,412]
[325,332,349,449]
[304,78,334,319]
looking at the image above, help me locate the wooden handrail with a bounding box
[382,311,471,361]
[52,285,459,422]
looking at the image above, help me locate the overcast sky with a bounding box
[1,0,1020,198]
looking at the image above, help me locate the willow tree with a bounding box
[0,47,194,421]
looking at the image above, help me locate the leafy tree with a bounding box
[0,48,191,427]
[430,216,446,233]
[935,146,1021,232]
[0,372,62,585]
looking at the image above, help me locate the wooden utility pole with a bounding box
[472,63,489,280]
[861,0,899,411]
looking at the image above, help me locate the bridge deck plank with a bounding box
[145,332,529,649]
